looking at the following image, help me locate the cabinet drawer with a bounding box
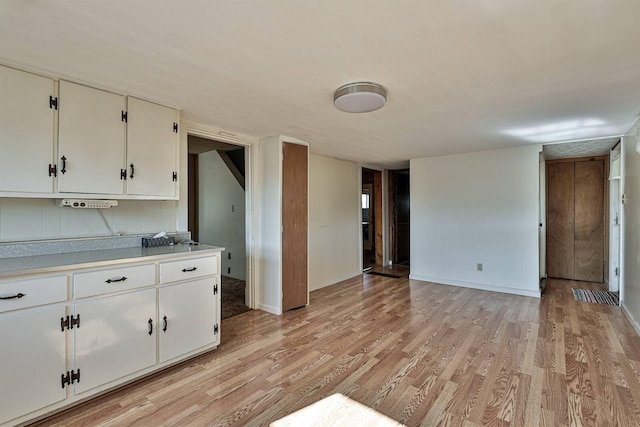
[0,276,67,313]
[74,264,155,298]
[159,255,217,284]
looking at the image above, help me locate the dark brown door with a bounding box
[282,142,308,311]
[547,159,605,282]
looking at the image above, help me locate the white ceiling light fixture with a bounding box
[333,82,386,113]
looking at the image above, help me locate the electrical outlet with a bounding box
[477,263,483,272]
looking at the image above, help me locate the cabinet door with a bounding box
[126,97,178,198]
[58,81,125,194]
[0,305,67,425]
[0,66,55,193]
[73,288,155,394]
[159,278,217,363]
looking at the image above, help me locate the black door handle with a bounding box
[61,156,67,174]
[105,276,127,283]
[162,316,168,332]
[130,163,135,179]
[148,318,153,335]
[182,267,197,272]
[0,293,26,300]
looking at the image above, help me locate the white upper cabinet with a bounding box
[0,66,55,193]
[57,81,126,195]
[126,97,178,198]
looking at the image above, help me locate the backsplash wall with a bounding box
[0,198,178,242]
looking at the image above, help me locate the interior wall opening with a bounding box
[188,135,250,319]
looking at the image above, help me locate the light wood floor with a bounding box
[33,275,640,426]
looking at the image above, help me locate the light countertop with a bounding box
[0,244,225,279]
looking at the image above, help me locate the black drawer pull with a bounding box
[162,315,168,332]
[148,318,153,335]
[0,293,26,300]
[182,267,197,272]
[105,276,127,283]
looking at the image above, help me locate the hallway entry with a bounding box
[362,168,382,270]
[546,156,607,283]
[188,135,251,319]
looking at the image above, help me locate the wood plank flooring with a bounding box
[32,275,640,426]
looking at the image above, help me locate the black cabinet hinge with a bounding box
[120,169,127,180]
[48,164,57,177]
[49,96,58,110]
[61,369,80,389]
[214,324,219,334]
[172,171,177,182]
[213,284,218,295]
[173,122,178,133]
[121,111,128,123]
[60,314,80,331]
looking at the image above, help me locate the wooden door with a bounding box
[547,162,575,279]
[574,160,604,282]
[282,142,308,311]
[547,159,605,282]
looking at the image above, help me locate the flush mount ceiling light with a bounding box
[333,82,386,113]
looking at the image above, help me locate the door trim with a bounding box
[180,120,257,309]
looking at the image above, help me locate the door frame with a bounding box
[545,155,609,283]
[179,120,257,309]
[360,167,383,270]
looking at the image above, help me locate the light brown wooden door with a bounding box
[574,160,604,282]
[547,159,605,282]
[282,142,308,311]
[547,162,575,279]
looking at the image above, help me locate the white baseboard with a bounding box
[408,274,541,298]
[310,271,361,292]
[621,302,640,337]
[257,303,281,315]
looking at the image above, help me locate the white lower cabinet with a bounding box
[1,250,221,426]
[159,277,219,363]
[0,305,67,425]
[73,288,157,394]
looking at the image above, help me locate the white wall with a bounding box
[621,118,640,335]
[309,154,360,291]
[257,136,283,314]
[0,198,177,241]
[410,144,542,298]
[198,150,246,281]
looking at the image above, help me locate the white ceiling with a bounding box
[1,1,639,168]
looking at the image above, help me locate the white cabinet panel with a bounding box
[58,81,125,195]
[0,66,55,193]
[74,263,155,299]
[0,305,67,425]
[73,288,156,394]
[159,255,217,284]
[159,278,217,363]
[0,275,67,313]
[126,97,178,198]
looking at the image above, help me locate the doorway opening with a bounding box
[188,135,251,319]
[389,169,410,266]
[362,168,382,270]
